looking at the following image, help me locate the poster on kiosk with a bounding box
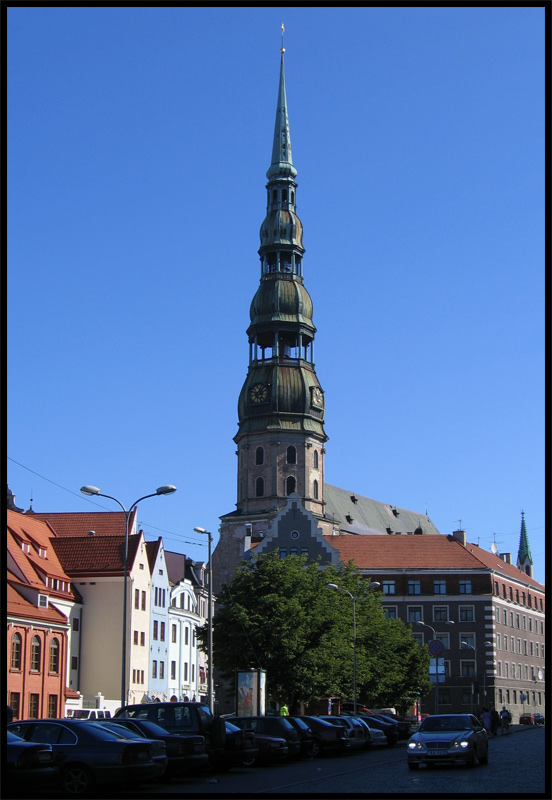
[236,669,266,716]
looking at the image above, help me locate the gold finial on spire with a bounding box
[280,22,285,53]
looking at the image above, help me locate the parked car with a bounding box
[533,713,545,725]
[91,721,168,777]
[8,719,162,795]
[519,713,535,725]
[298,716,350,757]
[355,712,399,746]
[317,715,369,750]
[114,702,256,771]
[354,715,387,747]
[227,716,301,759]
[7,729,59,795]
[71,709,112,720]
[240,731,289,767]
[96,717,208,775]
[371,711,411,739]
[285,716,316,757]
[407,713,488,770]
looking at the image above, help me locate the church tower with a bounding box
[516,510,534,577]
[215,44,328,591]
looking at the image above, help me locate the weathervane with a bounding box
[281,22,285,53]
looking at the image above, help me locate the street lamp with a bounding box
[460,641,477,714]
[194,527,213,715]
[326,581,380,715]
[80,484,176,708]
[416,620,454,714]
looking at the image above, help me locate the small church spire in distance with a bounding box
[516,510,533,577]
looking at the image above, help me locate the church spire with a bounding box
[517,510,533,577]
[267,43,297,181]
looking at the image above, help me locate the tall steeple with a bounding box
[233,40,327,517]
[516,510,533,577]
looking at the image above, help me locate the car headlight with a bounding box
[452,740,469,749]
[408,741,423,750]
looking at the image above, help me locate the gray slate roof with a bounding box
[322,484,442,537]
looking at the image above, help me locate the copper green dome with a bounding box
[249,276,314,330]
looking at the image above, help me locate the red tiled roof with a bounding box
[50,533,142,576]
[463,542,545,590]
[325,533,488,570]
[7,510,74,589]
[7,581,68,625]
[31,510,134,537]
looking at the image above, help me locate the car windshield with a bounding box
[419,716,470,732]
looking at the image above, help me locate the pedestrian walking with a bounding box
[280,703,289,716]
[482,708,492,734]
[500,705,511,734]
[490,707,500,736]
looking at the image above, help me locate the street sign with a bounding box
[428,639,445,657]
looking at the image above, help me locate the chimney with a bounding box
[452,529,466,546]
[500,553,512,564]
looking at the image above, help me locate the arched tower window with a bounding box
[255,446,264,466]
[31,636,41,671]
[49,638,59,674]
[286,446,296,464]
[313,450,319,469]
[313,480,319,499]
[255,477,264,498]
[286,476,296,495]
[11,633,21,670]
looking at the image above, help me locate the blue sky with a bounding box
[7,6,545,584]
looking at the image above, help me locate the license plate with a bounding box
[427,750,445,756]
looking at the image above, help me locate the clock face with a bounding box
[311,387,324,407]
[250,383,268,403]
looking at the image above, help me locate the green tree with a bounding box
[198,553,431,713]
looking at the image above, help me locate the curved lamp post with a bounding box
[80,484,176,708]
[416,620,454,714]
[326,581,380,715]
[194,527,213,714]
[461,640,493,714]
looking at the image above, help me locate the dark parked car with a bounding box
[407,713,488,770]
[240,731,288,766]
[8,719,162,795]
[355,712,399,745]
[97,717,208,774]
[299,716,350,757]
[114,702,257,771]
[7,729,59,795]
[285,715,316,757]
[533,713,545,725]
[317,715,368,750]
[91,721,168,777]
[228,716,301,758]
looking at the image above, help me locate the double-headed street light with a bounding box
[326,581,380,715]
[194,527,213,714]
[80,484,176,709]
[461,640,493,713]
[416,620,455,714]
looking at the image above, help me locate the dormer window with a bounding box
[38,594,48,608]
[38,547,47,558]
[21,541,30,554]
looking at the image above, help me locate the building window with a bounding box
[433,607,449,622]
[49,638,59,674]
[460,661,475,678]
[11,633,22,670]
[459,580,472,594]
[461,633,475,649]
[140,632,145,646]
[496,634,501,650]
[10,692,20,720]
[172,625,177,643]
[184,627,189,645]
[48,695,57,718]
[382,580,395,595]
[383,607,397,620]
[290,547,298,556]
[135,589,140,609]
[300,547,308,556]
[255,447,264,465]
[407,606,422,623]
[159,662,164,679]
[255,477,264,497]
[459,606,474,622]
[279,548,287,558]
[141,591,146,610]
[434,580,446,594]
[29,694,40,719]
[160,622,165,642]
[286,446,296,464]
[313,479,319,499]
[134,630,139,645]
[313,450,319,469]
[152,661,157,679]
[504,662,509,678]
[72,618,79,631]
[171,661,176,680]
[71,656,78,670]
[408,580,421,595]
[286,476,296,495]
[31,636,41,671]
